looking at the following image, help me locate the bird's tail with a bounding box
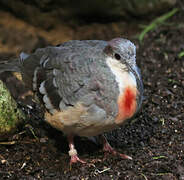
[0,58,21,74]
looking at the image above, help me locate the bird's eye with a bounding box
[114,53,121,60]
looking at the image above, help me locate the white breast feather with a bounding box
[106,56,137,93]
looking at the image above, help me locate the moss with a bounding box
[0,80,25,139]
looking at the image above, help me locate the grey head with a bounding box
[103,38,143,111]
[103,38,136,68]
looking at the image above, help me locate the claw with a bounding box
[70,154,86,165]
[100,135,132,160]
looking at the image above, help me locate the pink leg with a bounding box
[100,135,132,160]
[67,135,86,165]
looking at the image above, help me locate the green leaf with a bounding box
[138,8,179,43]
[152,155,167,160]
[178,51,184,58]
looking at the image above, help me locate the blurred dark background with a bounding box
[0,0,179,55]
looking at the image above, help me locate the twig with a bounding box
[0,141,16,145]
[140,173,148,180]
[94,167,110,174]
[25,124,38,140]
[0,139,37,145]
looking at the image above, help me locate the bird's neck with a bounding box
[105,56,137,124]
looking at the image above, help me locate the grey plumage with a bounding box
[0,38,143,122]
[0,38,144,163]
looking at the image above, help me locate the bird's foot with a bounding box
[68,147,86,165]
[68,135,86,165]
[102,136,132,160]
[70,154,86,165]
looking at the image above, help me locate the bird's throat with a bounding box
[115,86,137,124]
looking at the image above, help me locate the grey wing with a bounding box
[34,43,104,114]
[29,40,118,121]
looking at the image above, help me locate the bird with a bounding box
[0,38,143,165]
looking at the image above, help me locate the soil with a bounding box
[0,7,184,180]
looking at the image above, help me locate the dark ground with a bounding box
[0,8,184,180]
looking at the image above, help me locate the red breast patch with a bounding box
[115,86,137,124]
